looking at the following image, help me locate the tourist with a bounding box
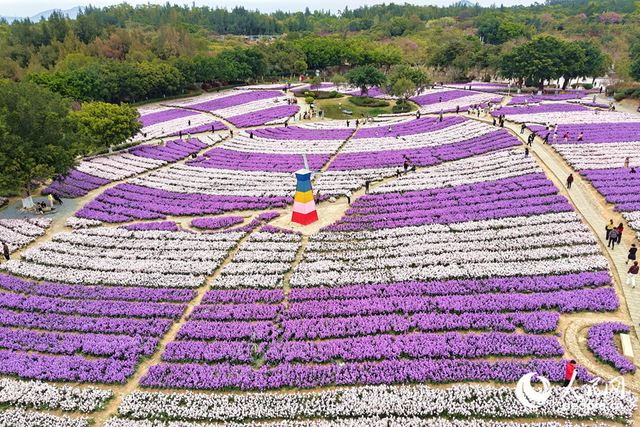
[388,125,392,132]
[346,120,350,127]
[315,190,322,204]
[566,174,574,189]
[553,132,557,143]
[456,106,459,114]
[563,132,569,142]
[439,112,443,122]
[520,123,526,134]
[543,133,550,144]
[492,118,496,126]
[627,244,637,265]
[563,360,576,387]
[48,193,54,208]
[627,261,639,289]
[52,193,63,205]
[2,242,9,262]
[607,227,619,250]
[355,119,359,126]
[411,164,416,174]
[396,168,401,178]
[249,132,254,139]
[345,190,352,205]
[624,157,630,168]
[365,179,370,194]
[578,131,583,141]
[616,223,624,244]
[230,130,234,137]
[179,131,182,139]
[524,147,529,158]
[403,160,409,175]
[212,124,215,132]
[606,219,615,235]
[188,120,191,126]
[527,133,534,147]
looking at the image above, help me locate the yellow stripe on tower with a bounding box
[295,190,314,203]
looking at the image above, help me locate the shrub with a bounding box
[482,74,492,82]
[392,104,411,113]
[329,91,338,98]
[583,83,593,90]
[395,99,403,105]
[305,96,315,104]
[349,96,389,107]
[571,83,578,89]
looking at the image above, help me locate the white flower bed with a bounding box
[552,142,640,170]
[0,378,112,413]
[7,228,244,288]
[622,211,640,240]
[103,418,626,427]
[114,383,636,422]
[219,131,345,155]
[502,110,638,125]
[340,121,494,153]
[129,112,222,143]
[197,134,224,146]
[75,153,166,181]
[418,92,496,114]
[165,91,240,108]
[314,168,396,196]
[211,97,289,120]
[130,165,296,198]
[0,408,90,427]
[0,218,51,252]
[212,231,301,289]
[64,217,103,229]
[373,150,539,193]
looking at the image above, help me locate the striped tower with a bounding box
[291,168,318,225]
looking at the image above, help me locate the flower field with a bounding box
[1,85,639,426]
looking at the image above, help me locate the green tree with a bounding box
[293,60,308,75]
[0,81,88,203]
[72,102,142,149]
[499,36,566,90]
[560,41,587,89]
[310,75,323,89]
[387,64,431,93]
[389,77,416,109]
[346,65,386,96]
[630,57,640,81]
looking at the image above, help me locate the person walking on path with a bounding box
[456,106,459,114]
[527,133,535,146]
[625,157,630,168]
[607,227,619,250]
[564,360,576,387]
[566,174,574,189]
[396,168,401,178]
[524,147,529,158]
[577,131,583,141]
[2,242,9,262]
[553,132,557,143]
[520,123,526,134]
[411,164,416,174]
[345,190,352,205]
[616,223,624,244]
[627,261,639,288]
[346,120,350,127]
[365,179,370,194]
[627,244,637,265]
[403,160,409,175]
[606,219,615,235]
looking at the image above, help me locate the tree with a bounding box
[498,36,566,91]
[310,76,323,90]
[345,65,386,96]
[560,41,587,89]
[0,81,88,206]
[72,102,142,150]
[331,74,347,88]
[630,57,640,81]
[389,77,416,109]
[293,60,308,75]
[387,64,431,94]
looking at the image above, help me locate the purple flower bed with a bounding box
[324,174,573,230]
[587,322,636,374]
[162,340,255,363]
[200,288,284,305]
[288,272,612,301]
[140,357,591,390]
[176,320,279,341]
[0,293,187,319]
[191,216,244,230]
[491,103,588,117]
[190,303,283,321]
[75,184,292,223]
[581,168,640,211]
[263,331,564,364]
[260,225,301,235]
[187,149,329,172]
[42,169,112,198]
[0,273,195,303]
[170,121,227,136]
[139,109,199,126]
[226,105,299,128]
[551,123,640,144]
[251,126,353,141]
[411,90,479,106]
[327,129,519,171]
[285,287,618,319]
[0,308,172,336]
[354,116,465,139]
[120,221,179,231]
[130,139,207,162]
[257,211,280,221]
[185,91,279,112]
[282,311,559,339]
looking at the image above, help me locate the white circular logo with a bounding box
[515,372,552,409]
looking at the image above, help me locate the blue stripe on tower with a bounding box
[296,179,312,193]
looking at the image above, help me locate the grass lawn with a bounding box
[315,97,418,120]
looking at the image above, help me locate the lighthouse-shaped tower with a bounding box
[291,156,319,226]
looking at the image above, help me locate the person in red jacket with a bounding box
[566,174,574,189]
[564,359,576,387]
[627,261,639,289]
